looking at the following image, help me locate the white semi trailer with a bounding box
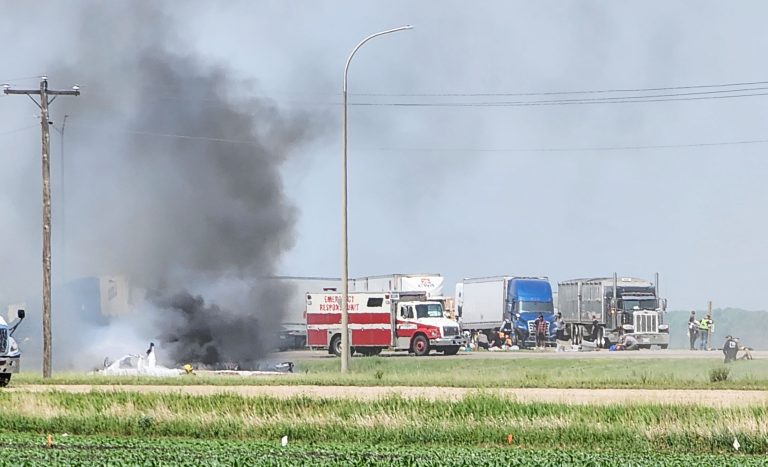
[350,274,454,317]
[349,274,444,298]
[557,274,669,349]
[269,276,341,350]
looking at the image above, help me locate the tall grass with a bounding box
[0,391,766,454]
[12,357,768,389]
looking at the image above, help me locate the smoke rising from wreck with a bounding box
[13,1,320,369]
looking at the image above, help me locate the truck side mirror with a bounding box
[661,299,667,311]
[17,309,25,319]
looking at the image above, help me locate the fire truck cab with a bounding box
[306,292,465,356]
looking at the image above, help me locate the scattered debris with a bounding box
[94,354,182,377]
[733,437,740,451]
[93,342,295,377]
[281,435,288,447]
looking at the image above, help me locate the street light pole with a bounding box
[341,25,412,373]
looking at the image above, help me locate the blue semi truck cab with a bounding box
[506,278,557,346]
[456,276,557,347]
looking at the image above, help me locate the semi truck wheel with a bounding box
[0,375,10,387]
[660,344,668,350]
[442,346,460,356]
[412,335,430,356]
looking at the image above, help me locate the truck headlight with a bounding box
[9,341,18,353]
[658,324,669,333]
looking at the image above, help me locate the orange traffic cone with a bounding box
[47,434,53,448]
[507,434,514,444]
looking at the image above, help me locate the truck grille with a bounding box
[635,314,658,333]
[442,326,460,337]
[0,328,7,353]
[527,321,550,337]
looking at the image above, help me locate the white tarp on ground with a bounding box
[96,354,182,377]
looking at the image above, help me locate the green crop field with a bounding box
[0,391,768,465]
[6,356,767,465]
[13,355,768,389]
[0,433,764,467]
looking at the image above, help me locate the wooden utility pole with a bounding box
[4,77,79,378]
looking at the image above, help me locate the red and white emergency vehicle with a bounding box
[306,292,465,356]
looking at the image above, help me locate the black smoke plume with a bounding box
[10,1,322,369]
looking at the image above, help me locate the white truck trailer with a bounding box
[350,274,453,317]
[557,274,669,349]
[268,276,342,350]
[350,274,444,298]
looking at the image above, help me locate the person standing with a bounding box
[688,311,698,350]
[698,315,712,351]
[588,315,600,342]
[534,314,547,349]
[723,335,738,363]
[554,313,568,352]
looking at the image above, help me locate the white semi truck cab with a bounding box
[0,309,25,386]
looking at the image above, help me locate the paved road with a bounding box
[273,348,765,361]
[13,384,768,407]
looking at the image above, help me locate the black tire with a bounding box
[412,335,430,356]
[442,346,460,356]
[603,337,611,349]
[660,344,668,350]
[0,375,10,388]
[330,335,342,357]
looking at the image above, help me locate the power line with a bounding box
[354,79,768,97]
[75,79,768,108]
[366,85,768,105]
[350,90,768,107]
[68,123,264,146]
[65,123,768,154]
[365,138,768,154]
[349,91,768,107]
[0,125,37,137]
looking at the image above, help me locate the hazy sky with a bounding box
[2,1,768,311]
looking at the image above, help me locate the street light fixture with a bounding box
[340,25,413,373]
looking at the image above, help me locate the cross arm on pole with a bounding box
[3,89,41,95]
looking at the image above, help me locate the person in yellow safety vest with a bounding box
[698,314,713,351]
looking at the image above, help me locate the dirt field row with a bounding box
[15,384,768,407]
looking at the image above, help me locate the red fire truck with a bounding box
[306,292,465,356]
